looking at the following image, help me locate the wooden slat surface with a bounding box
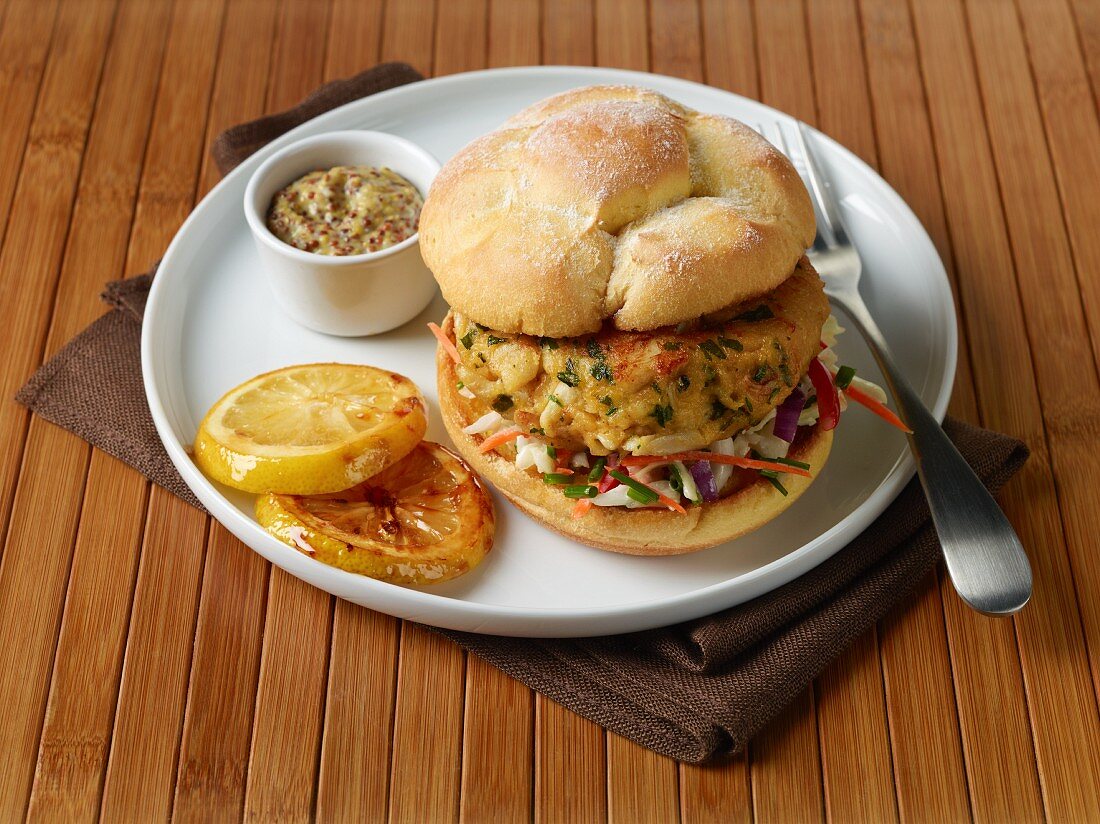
[2,1,1099,821]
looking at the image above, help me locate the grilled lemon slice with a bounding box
[194,363,427,494]
[256,442,494,585]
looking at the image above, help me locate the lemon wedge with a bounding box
[194,363,427,494]
[256,442,494,584]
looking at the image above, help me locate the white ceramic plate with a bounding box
[142,67,955,637]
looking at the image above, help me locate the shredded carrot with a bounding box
[844,384,912,433]
[619,452,812,478]
[477,427,523,453]
[571,499,594,519]
[427,321,461,364]
[656,492,688,515]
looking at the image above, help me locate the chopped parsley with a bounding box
[718,336,743,352]
[529,427,545,435]
[751,364,775,383]
[586,339,602,358]
[600,395,619,416]
[735,305,775,322]
[663,341,682,351]
[459,329,476,349]
[590,361,614,382]
[539,336,558,350]
[486,334,506,345]
[699,339,727,360]
[491,394,513,413]
[548,393,562,406]
[557,359,580,387]
[709,399,731,421]
[702,362,718,388]
[651,403,674,427]
[677,375,691,392]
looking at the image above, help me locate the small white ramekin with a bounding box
[244,130,440,336]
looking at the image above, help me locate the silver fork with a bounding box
[769,120,1032,616]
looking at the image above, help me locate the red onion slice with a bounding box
[689,460,719,503]
[772,387,805,443]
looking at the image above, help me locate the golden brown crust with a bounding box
[436,328,833,556]
[419,85,815,338]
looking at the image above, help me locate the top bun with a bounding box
[419,85,815,337]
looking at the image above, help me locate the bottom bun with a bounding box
[436,315,833,556]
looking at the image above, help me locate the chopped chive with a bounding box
[563,484,598,499]
[771,456,811,470]
[760,471,789,496]
[588,457,607,482]
[668,465,683,493]
[459,329,476,349]
[768,386,781,402]
[718,336,743,352]
[486,334,506,345]
[610,470,659,503]
[835,365,856,390]
[491,394,513,413]
[543,473,572,485]
[548,394,562,406]
[546,444,557,459]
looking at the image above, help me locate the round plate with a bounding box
[142,67,955,637]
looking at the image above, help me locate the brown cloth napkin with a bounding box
[15,64,1029,763]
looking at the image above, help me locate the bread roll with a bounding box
[419,85,815,337]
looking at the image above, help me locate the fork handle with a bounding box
[831,294,1032,615]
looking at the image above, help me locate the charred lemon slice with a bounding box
[194,363,426,494]
[255,442,494,585]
